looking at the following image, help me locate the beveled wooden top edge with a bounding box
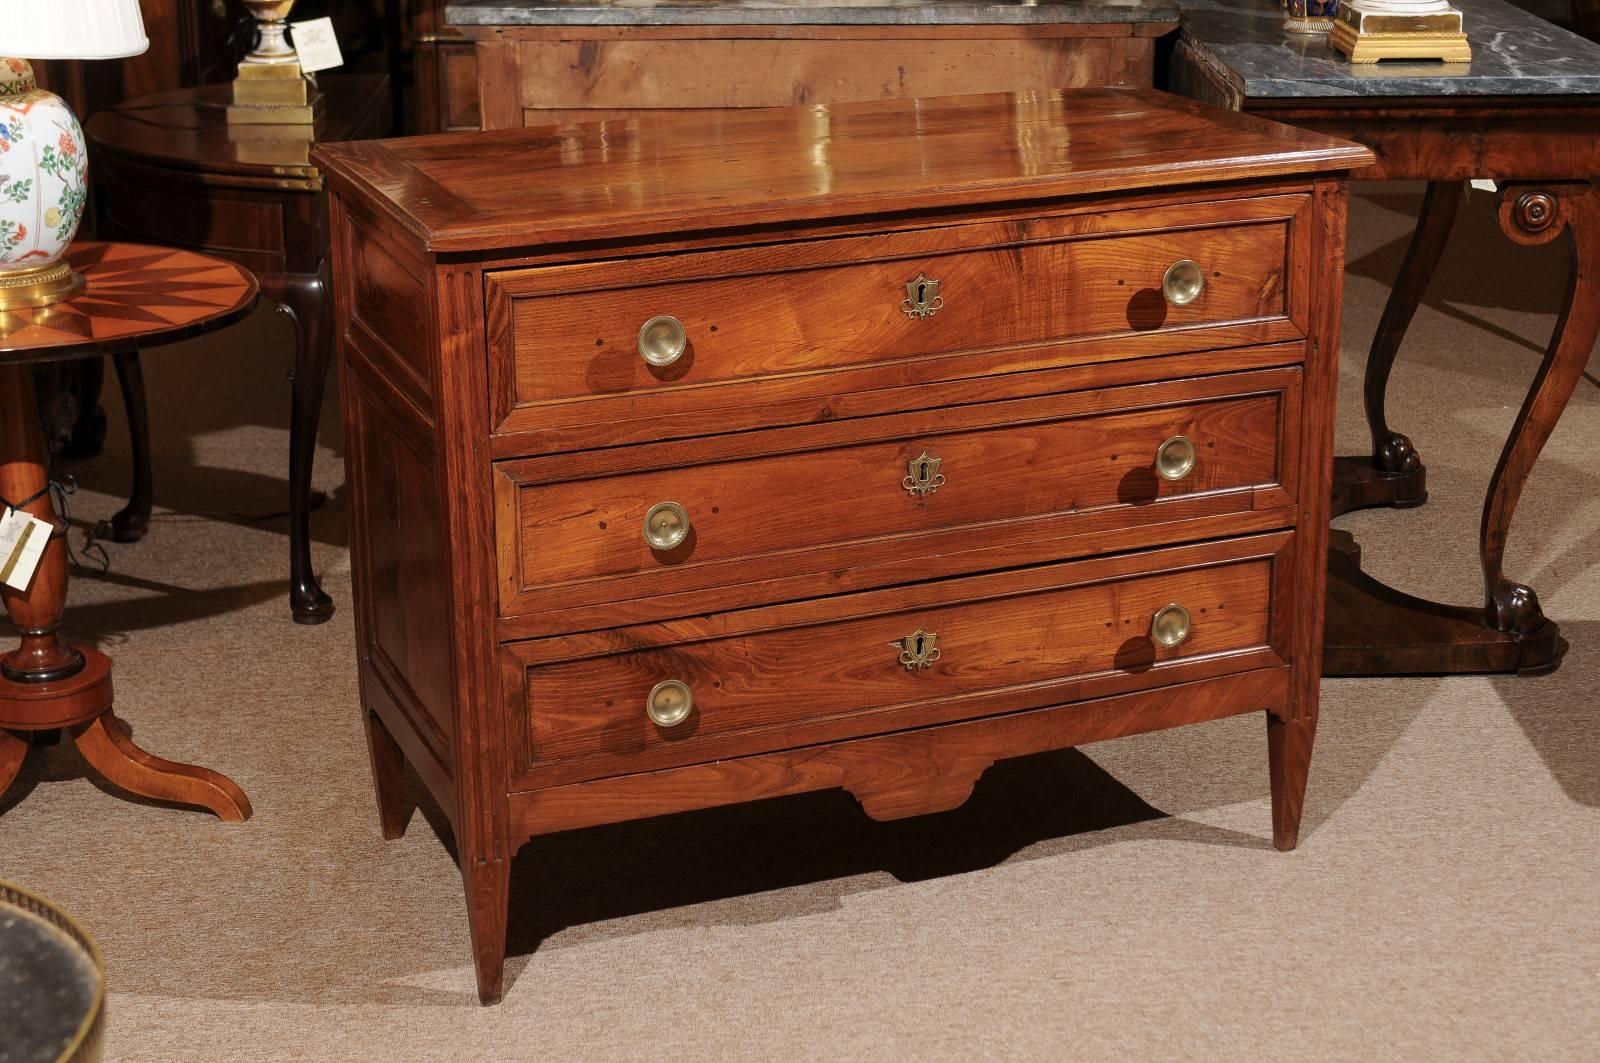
[313,89,1374,254]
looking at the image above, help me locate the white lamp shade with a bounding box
[0,0,149,61]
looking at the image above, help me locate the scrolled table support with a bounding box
[1322,180,1598,677]
[1332,179,1467,517]
[1481,180,1600,636]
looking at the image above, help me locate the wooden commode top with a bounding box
[316,88,1370,250]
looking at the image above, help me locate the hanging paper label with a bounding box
[0,508,51,592]
[292,17,345,75]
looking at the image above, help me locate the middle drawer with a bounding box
[494,367,1302,632]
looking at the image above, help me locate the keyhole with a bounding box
[913,635,927,656]
[916,282,927,304]
[917,459,929,480]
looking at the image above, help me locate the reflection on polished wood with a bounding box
[319,88,1371,252]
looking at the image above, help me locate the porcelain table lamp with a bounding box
[0,1,149,310]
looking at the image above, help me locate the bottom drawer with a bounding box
[504,532,1295,790]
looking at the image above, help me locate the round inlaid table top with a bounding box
[0,242,258,365]
[0,882,105,1063]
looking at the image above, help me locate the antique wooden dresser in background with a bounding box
[313,90,1371,1003]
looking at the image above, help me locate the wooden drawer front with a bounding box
[505,533,1293,788]
[494,367,1300,625]
[486,195,1312,452]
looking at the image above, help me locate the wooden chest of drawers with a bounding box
[314,89,1371,1004]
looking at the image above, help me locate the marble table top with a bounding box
[1180,0,1600,98]
[447,0,1180,27]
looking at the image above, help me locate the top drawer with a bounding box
[486,194,1313,454]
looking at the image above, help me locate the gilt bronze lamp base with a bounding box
[0,262,86,312]
[1330,0,1472,63]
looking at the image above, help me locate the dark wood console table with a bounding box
[1173,0,1600,676]
[448,0,1179,130]
[85,74,391,625]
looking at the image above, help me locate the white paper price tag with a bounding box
[291,17,344,75]
[1470,179,1497,193]
[0,508,51,592]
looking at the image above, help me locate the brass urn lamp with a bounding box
[229,0,322,125]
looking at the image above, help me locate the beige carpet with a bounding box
[2,183,1598,1061]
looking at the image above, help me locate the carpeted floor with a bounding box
[2,183,1598,1061]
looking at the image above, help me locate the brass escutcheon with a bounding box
[642,501,690,551]
[1161,259,1206,307]
[646,679,694,727]
[901,273,944,319]
[1150,604,1192,648]
[891,628,941,670]
[1155,435,1198,482]
[903,450,946,498]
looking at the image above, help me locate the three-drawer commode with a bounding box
[315,89,1372,1002]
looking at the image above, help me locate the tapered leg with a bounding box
[71,711,252,822]
[363,710,408,840]
[1267,711,1316,851]
[108,351,153,543]
[277,265,335,625]
[0,729,26,801]
[1483,182,1600,635]
[1332,181,1465,516]
[463,849,511,1005]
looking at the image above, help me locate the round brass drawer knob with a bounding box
[646,679,694,728]
[1151,604,1192,648]
[1162,259,1206,307]
[1155,435,1198,482]
[638,314,689,367]
[642,501,691,551]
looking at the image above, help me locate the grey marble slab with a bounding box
[1179,0,1600,98]
[448,0,1180,28]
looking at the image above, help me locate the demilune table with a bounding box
[1173,0,1600,677]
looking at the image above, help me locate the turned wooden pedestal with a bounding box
[0,243,257,819]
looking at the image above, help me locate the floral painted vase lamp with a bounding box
[0,1,148,310]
